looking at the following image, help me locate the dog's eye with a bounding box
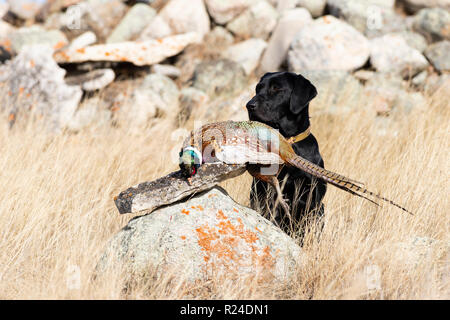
[270,86,282,93]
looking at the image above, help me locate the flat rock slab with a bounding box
[114,163,247,215]
[54,32,201,66]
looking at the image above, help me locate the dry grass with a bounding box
[0,84,448,300]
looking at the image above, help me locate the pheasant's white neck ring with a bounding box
[183,146,203,164]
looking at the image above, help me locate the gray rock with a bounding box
[412,8,450,42]
[270,0,296,12]
[151,64,181,78]
[0,20,15,43]
[65,68,115,91]
[67,102,111,131]
[177,87,209,124]
[411,70,428,87]
[260,8,313,72]
[424,73,450,94]
[364,73,424,114]
[10,26,68,53]
[117,74,179,127]
[106,3,156,43]
[222,38,267,75]
[97,187,303,283]
[205,0,252,24]
[7,0,43,20]
[395,91,427,114]
[204,26,235,50]
[160,0,210,38]
[287,16,370,72]
[353,69,376,82]
[44,0,127,41]
[296,0,326,17]
[35,0,84,22]
[174,27,235,85]
[226,0,279,40]
[87,0,129,40]
[327,0,399,37]
[395,236,449,269]
[0,45,82,131]
[138,15,172,40]
[68,31,97,50]
[370,34,429,78]
[425,41,450,72]
[0,3,9,19]
[300,70,364,113]
[365,72,404,91]
[193,59,247,100]
[139,73,179,114]
[391,31,428,52]
[399,0,450,14]
[69,0,128,42]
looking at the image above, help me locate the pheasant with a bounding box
[179,120,413,215]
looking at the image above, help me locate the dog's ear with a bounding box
[289,74,317,115]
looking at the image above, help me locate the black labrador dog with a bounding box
[246,72,327,235]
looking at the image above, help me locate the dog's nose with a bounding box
[246,99,257,110]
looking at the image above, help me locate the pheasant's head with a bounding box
[179,147,202,178]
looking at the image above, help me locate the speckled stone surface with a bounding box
[100,187,303,283]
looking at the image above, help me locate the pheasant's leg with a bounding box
[268,176,291,217]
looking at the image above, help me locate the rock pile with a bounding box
[0,0,448,130]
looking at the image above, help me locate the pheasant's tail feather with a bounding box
[285,154,413,215]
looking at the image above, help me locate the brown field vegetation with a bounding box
[0,85,448,299]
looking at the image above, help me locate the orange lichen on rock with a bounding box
[0,39,11,52]
[196,225,235,261]
[54,41,67,50]
[258,246,275,269]
[216,209,227,220]
[181,209,190,215]
[194,208,276,279]
[54,50,70,60]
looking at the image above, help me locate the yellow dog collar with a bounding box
[287,126,311,144]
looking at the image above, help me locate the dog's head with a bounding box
[246,72,317,136]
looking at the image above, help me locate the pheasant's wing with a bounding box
[216,144,283,165]
[215,130,284,165]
